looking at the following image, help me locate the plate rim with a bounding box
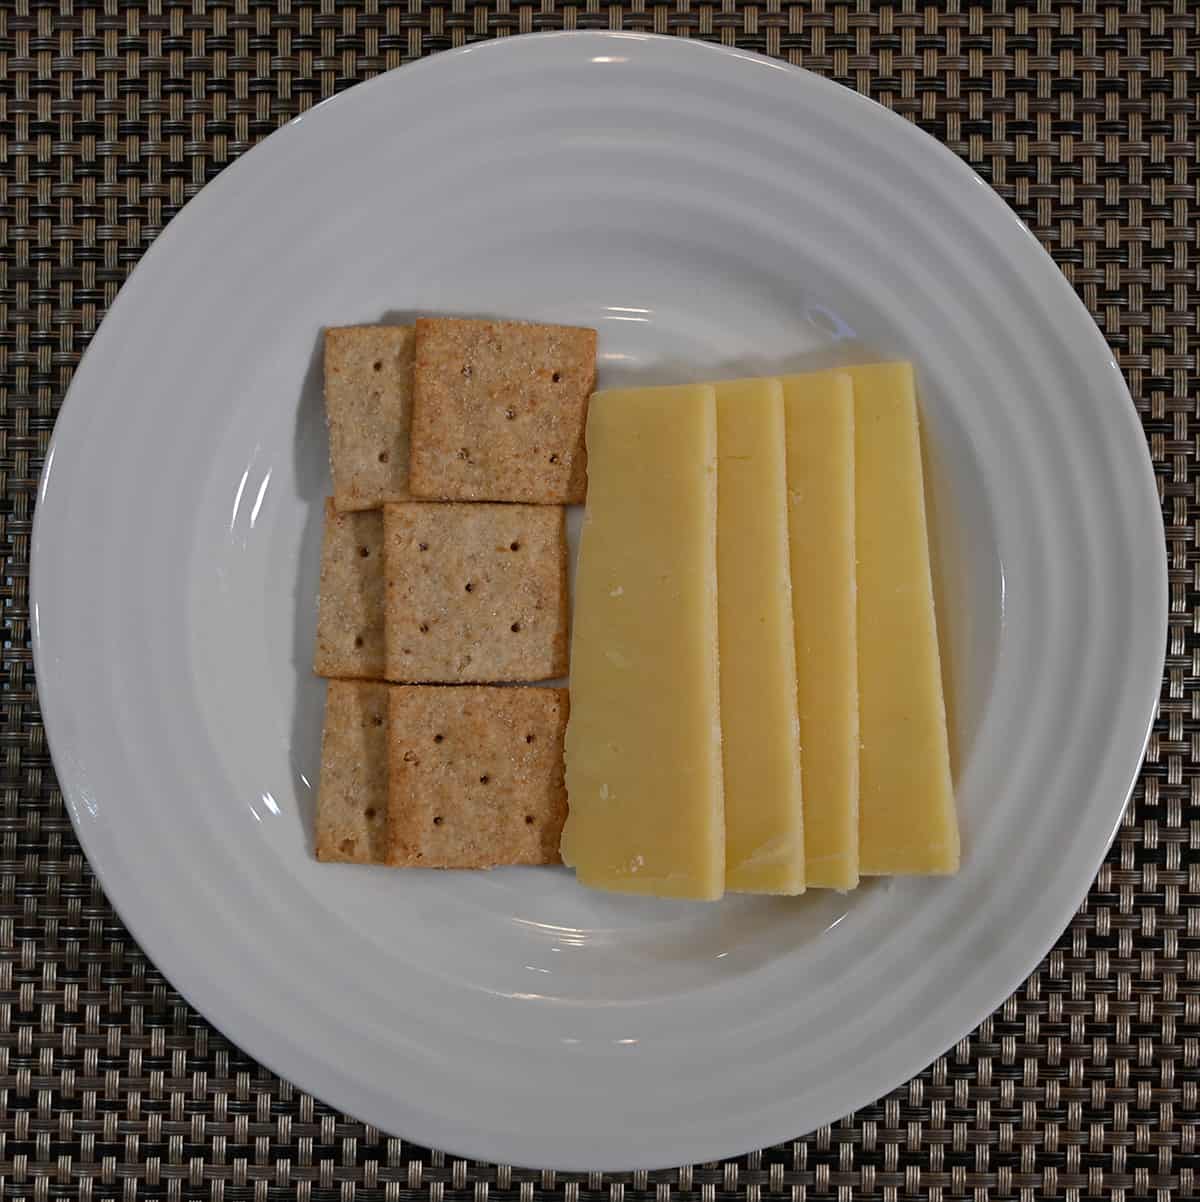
[30,30,1167,1170]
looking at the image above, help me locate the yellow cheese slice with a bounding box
[850,362,959,874]
[715,379,805,895]
[561,383,725,900]
[780,370,860,890]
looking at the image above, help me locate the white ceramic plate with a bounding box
[32,32,1165,1171]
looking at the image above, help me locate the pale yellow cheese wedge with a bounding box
[561,384,725,900]
[780,370,860,890]
[715,379,806,895]
[850,362,959,874]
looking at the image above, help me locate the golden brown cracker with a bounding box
[408,317,595,504]
[387,685,569,867]
[315,680,390,863]
[314,499,385,679]
[382,501,568,683]
[324,325,415,512]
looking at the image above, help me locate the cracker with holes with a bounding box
[315,680,391,863]
[325,325,416,512]
[388,685,569,868]
[314,499,385,679]
[407,317,595,504]
[382,501,568,683]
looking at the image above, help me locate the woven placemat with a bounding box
[1,1,1194,1196]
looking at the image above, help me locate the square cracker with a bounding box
[314,499,385,679]
[383,501,568,683]
[408,317,595,504]
[388,685,569,867]
[325,325,415,512]
[315,680,390,863]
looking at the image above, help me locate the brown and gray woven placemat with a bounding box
[1,1,1194,1196]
